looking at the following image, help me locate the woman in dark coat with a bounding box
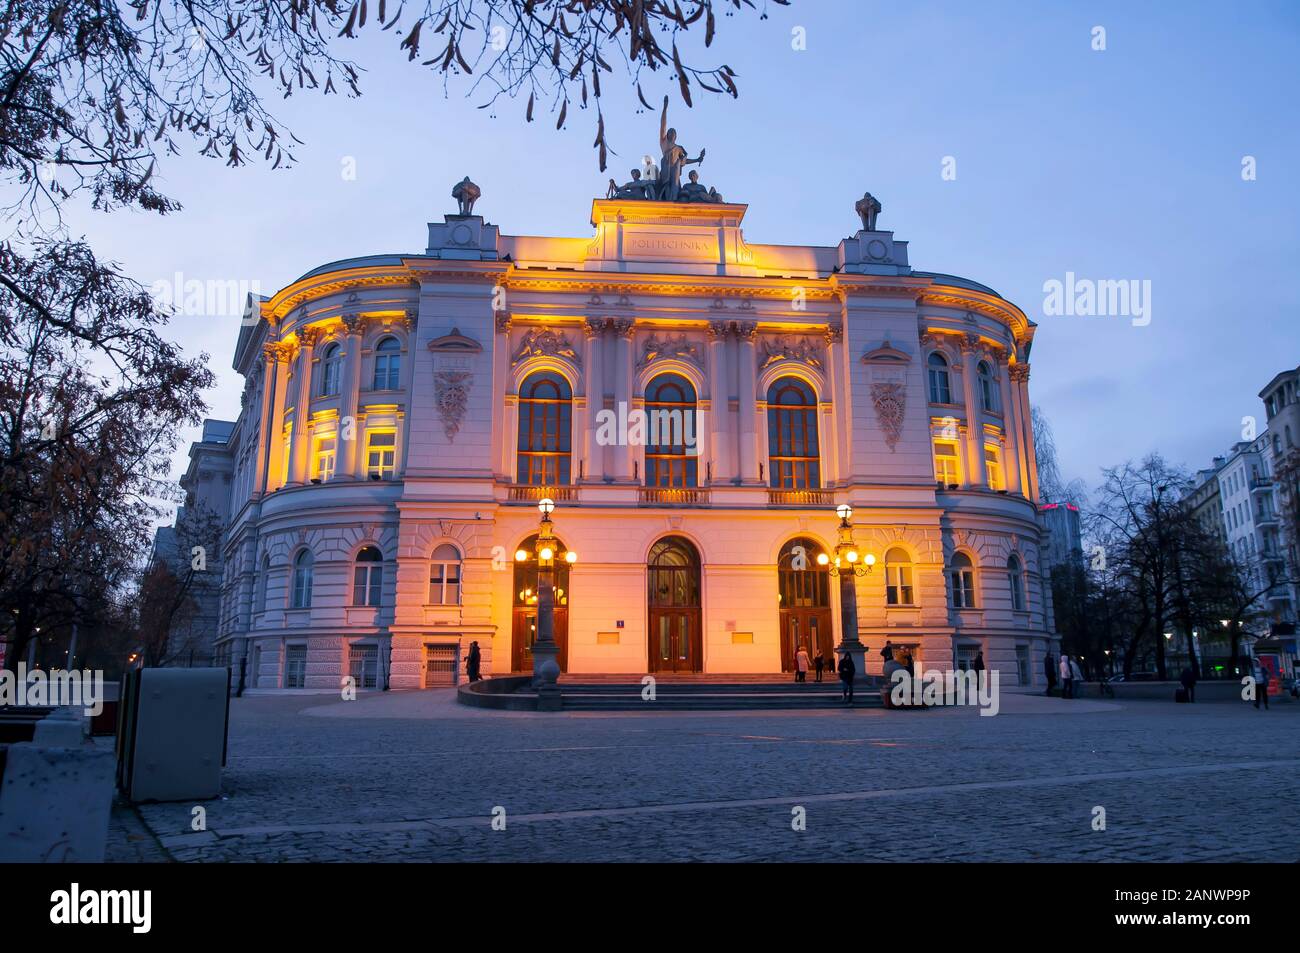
[465,641,482,682]
[837,651,856,704]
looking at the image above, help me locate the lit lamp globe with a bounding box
[863,553,876,568]
[537,497,556,517]
[836,503,853,522]
[515,549,529,562]
[816,552,830,566]
[565,550,578,564]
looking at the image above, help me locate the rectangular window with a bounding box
[348,644,379,690]
[284,645,307,688]
[366,431,397,479]
[429,561,461,605]
[984,445,1003,491]
[933,440,960,486]
[314,436,336,482]
[1016,645,1030,686]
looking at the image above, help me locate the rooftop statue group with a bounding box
[606,95,724,203]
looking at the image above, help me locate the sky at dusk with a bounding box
[58,0,1300,502]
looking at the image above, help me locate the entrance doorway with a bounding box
[778,537,834,672]
[510,533,571,673]
[647,536,703,673]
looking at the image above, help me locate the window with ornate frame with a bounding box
[767,377,820,489]
[884,547,915,606]
[429,543,462,605]
[949,552,977,608]
[352,546,383,607]
[516,371,572,485]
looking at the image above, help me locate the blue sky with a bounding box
[61,0,1300,497]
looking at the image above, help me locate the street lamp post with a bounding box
[518,498,576,711]
[825,504,875,683]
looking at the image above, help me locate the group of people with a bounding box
[791,639,932,705]
[1044,651,1085,698]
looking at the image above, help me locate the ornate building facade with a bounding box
[212,195,1057,689]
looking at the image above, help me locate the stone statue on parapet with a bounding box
[657,95,706,201]
[855,191,882,230]
[679,170,721,203]
[607,169,655,200]
[452,176,481,216]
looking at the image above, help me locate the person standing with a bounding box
[1253,656,1270,710]
[880,640,895,664]
[838,651,856,704]
[813,649,825,683]
[972,650,985,686]
[1069,655,1084,696]
[1044,651,1058,697]
[1059,654,1073,699]
[1179,665,1197,703]
[465,640,482,683]
[795,645,810,684]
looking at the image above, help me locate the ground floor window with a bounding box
[348,644,379,689]
[1016,644,1031,685]
[285,644,307,688]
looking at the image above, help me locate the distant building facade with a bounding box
[197,195,1058,690]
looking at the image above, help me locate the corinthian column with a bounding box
[339,313,364,480]
[959,333,987,488]
[706,321,731,484]
[254,343,287,496]
[286,326,321,486]
[1012,362,1039,501]
[611,319,635,482]
[999,358,1024,496]
[494,311,513,481]
[736,321,759,484]
[582,317,606,483]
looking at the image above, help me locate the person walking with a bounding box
[838,651,856,704]
[1059,653,1073,699]
[465,640,482,683]
[972,650,986,686]
[1253,656,1270,710]
[1044,651,1058,697]
[1179,665,1197,703]
[795,645,810,684]
[880,640,895,664]
[1069,655,1084,697]
[813,649,825,683]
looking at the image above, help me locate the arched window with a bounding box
[648,537,701,608]
[291,550,314,609]
[977,360,997,412]
[352,546,383,607]
[645,374,698,487]
[767,377,820,489]
[1008,554,1026,611]
[885,547,914,606]
[927,352,952,404]
[949,552,976,609]
[516,371,572,485]
[319,343,343,397]
[373,336,401,391]
[429,543,461,605]
[258,555,271,613]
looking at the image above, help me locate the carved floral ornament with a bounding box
[870,381,906,452]
[435,370,473,442]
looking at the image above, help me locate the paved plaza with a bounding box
[107,689,1300,862]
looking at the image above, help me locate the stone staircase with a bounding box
[554,676,886,711]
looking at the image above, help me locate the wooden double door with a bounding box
[647,536,704,673]
[780,608,834,673]
[778,536,834,673]
[511,607,568,673]
[648,608,702,674]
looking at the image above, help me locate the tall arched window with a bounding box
[319,342,343,397]
[258,555,271,613]
[429,544,461,605]
[516,371,572,485]
[949,552,976,609]
[767,377,820,489]
[884,547,914,606]
[352,546,383,607]
[1008,554,1026,611]
[928,352,952,404]
[645,374,698,487]
[977,360,997,412]
[291,549,314,609]
[373,336,401,391]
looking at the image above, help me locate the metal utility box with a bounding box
[116,667,230,802]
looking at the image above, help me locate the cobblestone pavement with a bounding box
[108,690,1300,862]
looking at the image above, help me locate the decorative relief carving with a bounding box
[583,317,607,339]
[403,309,418,331]
[636,332,703,371]
[511,326,583,368]
[435,370,473,442]
[1009,363,1031,383]
[707,320,730,341]
[824,323,843,345]
[298,327,323,348]
[342,312,363,335]
[610,318,635,340]
[870,381,906,452]
[960,332,981,354]
[494,311,512,334]
[759,335,823,371]
[736,321,758,343]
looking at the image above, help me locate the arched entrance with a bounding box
[511,533,570,673]
[778,537,833,673]
[647,536,703,673]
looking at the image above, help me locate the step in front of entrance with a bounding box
[545,680,886,711]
